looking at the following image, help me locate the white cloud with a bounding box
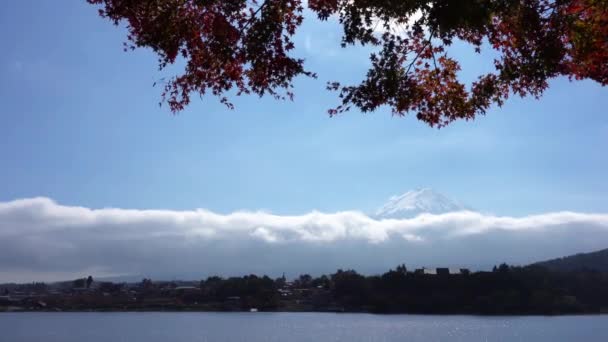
[1,197,608,282]
[370,10,423,37]
[304,35,313,53]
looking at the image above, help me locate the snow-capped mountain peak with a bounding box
[375,188,468,219]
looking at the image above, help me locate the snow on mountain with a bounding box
[375,188,470,219]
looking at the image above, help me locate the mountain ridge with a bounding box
[374,188,470,219]
[533,248,608,272]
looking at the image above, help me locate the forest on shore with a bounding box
[3,262,608,315]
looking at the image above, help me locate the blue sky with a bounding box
[1,0,607,217]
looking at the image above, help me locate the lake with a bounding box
[1,312,607,341]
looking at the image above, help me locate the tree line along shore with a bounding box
[3,263,608,315]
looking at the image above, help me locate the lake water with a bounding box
[1,312,607,341]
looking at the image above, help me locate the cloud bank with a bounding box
[1,197,608,282]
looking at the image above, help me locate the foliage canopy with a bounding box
[88,0,607,126]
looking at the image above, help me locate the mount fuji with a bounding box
[374,188,470,219]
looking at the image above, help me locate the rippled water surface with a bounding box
[1,312,607,342]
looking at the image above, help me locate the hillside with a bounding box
[534,248,608,272]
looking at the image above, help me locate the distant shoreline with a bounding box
[5,264,608,317]
[3,307,608,316]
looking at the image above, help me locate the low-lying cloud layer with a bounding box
[2,197,608,282]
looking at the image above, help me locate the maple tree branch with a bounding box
[405,28,436,76]
[240,0,271,34]
[428,31,440,82]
